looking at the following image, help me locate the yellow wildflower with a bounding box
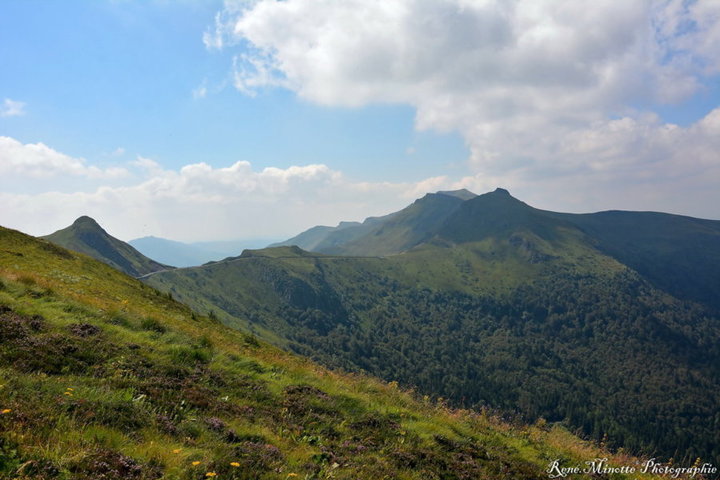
[287,474,299,478]
[205,473,217,477]
[192,461,201,466]
[63,391,73,396]
[1,409,11,414]
[66,387,74,391]
[172,448,182,454]
[230,462,240,467]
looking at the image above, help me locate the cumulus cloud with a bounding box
[209,0,720,215]
[1,98,26,117]
[2,125,718,244]
[0,138,464,241]
[0,136,127,179]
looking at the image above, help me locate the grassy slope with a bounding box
[0,226,662,479]
[42,216,170,277]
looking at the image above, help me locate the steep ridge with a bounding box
[274,189,477,256]
[549,210,720,311]
[321,191,471,256]
[0,225,665,479]
[436,188,580,245]
[42,216,171,277]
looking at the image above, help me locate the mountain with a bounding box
[145,188,720,464]
[130,236,285,268]
[0,225,659,479]
[270,221,364,252]
[273,188,478,256]
[277,187,720,308]
[129,236,224,267]
[193,238,282,257]
[41,216,171,277]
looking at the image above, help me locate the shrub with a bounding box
[140,317,166,334]
[69,448,162,480]
[169,345,211,366]
[4,332,111,375]
[69,323,102,337]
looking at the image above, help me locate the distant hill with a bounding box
[130,236,284,267]
[270,221,364,251]
[0,225,659,479]
[129,236,224,267]
[42,216,171,277]
[147,188,720,464]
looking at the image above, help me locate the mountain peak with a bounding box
[72,215,102,228]
[42,217,171,277]
[492,187,510,195]
[436,189,477,201]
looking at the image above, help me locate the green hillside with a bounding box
[42,216,171,277]
[0,225,667,479]
[549,210,720,310]
[145,190,720,465]
[270,222,364,252]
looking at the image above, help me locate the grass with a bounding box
[0,225,672,479]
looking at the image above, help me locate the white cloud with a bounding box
[131,155,164,176]
[2,127,719,244]
[0,138,457,241]
[210,0,720,215]
[202,0,251,50]
[0,136,127,179]
[1,98,26,117]
[193,84,208,99]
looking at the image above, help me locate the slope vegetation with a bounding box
[0,225,663,479]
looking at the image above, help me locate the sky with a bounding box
[1,0,719,242]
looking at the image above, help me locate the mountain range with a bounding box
[0,219,657,479]
[34,188,720,465]
[274,187,720,309]
[143,188,720,464]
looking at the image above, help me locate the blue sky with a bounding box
[0,1,467,180]
[1,1,719,241]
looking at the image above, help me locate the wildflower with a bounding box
[205,473,217,477]
[1,409,11,414]
[192,461,201,466]
[63,391,73,396]
[230,462,240,467]
[66,387,74,391]
[172,448,182,454]
[287,474,299,478]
